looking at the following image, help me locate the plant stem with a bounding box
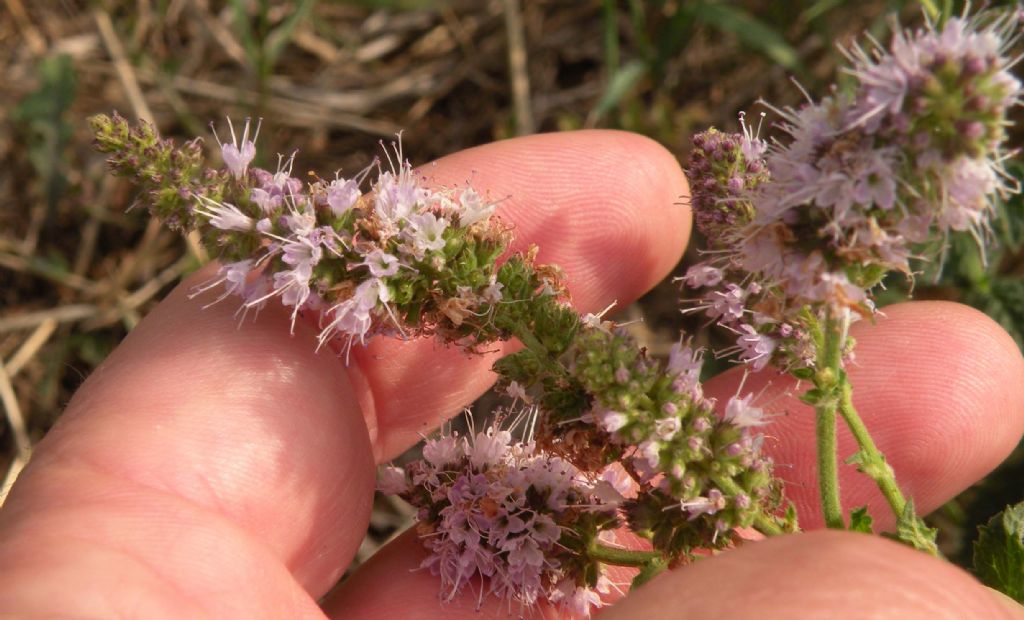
[588,543,664,567]
[814,313,845,530]
[815,399,843,528]
[811,314,939,555]
[837,380,907,517]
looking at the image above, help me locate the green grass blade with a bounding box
[590,59,648,123]
[693,2,802,72]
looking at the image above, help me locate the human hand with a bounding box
[0,132,1021,619]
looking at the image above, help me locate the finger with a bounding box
[0,130,690,613]
[603,530,1023,619]
[352,130,690,460]
[704,301,1024,530]
[0,289,359,616]
[322,529,640,619]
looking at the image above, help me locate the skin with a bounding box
[0,131,1022,619]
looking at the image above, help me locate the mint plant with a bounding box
[680,9,1020,554]
[90,6,1023,617]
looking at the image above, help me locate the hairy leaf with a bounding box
[973,502,1024,603]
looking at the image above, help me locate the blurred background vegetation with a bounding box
[0,0,1021,572]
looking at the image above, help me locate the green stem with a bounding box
[835,350,940,557]
[837,381,907,518]
[588,543,664,567]
[815,399,843,529]
[814,313,845,530]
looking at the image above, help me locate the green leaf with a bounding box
[844,449,894,482]
[849,506,874,533]
[265,0,318,67]
[801,0,843,22]
[692,2,802,72]
[968,277,1024,349]
[918,0,942,21]
[228,0,261,71]
[799,388,825,405]
[973,502,1024,603]
[790,367,815,380]
[591,59,648,122]
[893,499,940,556]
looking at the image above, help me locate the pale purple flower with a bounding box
[317,277,390,351]
[482,275,503,303]
[655,416,681,441]
[596,409,628,434]
[377,466,409,495]
[736,324,776,371]
[285,204,317,237]
[272,265,313,310]
[667,340,704,396]
[374,165,424,224]
[813,169,859,220]
[780,251,827,301]
[247,263,315,333]
[189,259,253,306]
[682,263,723,288]
[678,496,712,518]
[422,435,464,468]
[844,44,913,130]
[816,271,867,306]
[214,117,260,178]
[221,260,252,298]
[239,275,270,312]
[551,579,607,618]
[469,427,513,468]
[388,420,615,616]
[327,177,361,216]
[724,394,768,428]
[739,111,769,161]
[253,157,304,204]
[706,283,746,322]
[941,156,997,232]
[505,381,529,401]
[636,439,661,471]
[317,301,370,350]
[580,311,612,332]
[359,249,400,277]
[679,488,726,519]
[250,187,282,213]
[193,195,253,232]
[405,211,449,254]
[851,152,898,210]
[457,187,495,226]
[768,101,836,184]
[281,236,323,270]
[739,225,787,278]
